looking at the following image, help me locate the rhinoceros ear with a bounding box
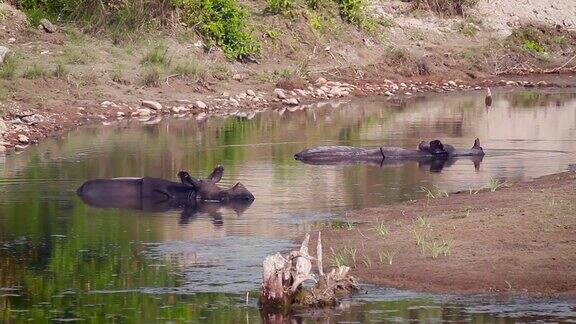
[178,171,201,187]
[417,141,427,151]
[472,138,482,150]
[207,165,224,183]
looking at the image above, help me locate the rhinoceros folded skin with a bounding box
[293,146,384,162]
[76,166,255,214]
[294,139,484,164]
[76,177,195,211]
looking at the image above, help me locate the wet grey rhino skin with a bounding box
[76,166,255,212]
[76,177,196,210]
[294,139,485,164]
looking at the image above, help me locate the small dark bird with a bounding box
[485,87,492,108]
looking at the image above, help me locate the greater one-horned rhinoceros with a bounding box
[293,138,484,164]
[76,165,255,211]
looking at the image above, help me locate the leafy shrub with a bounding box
[266,0,293,15]
[13,0,174,36]
[522,39,545,53]
[306,0,321,10]
[335,0,364,25]
[509,26,547,54]
[176,0,261,60]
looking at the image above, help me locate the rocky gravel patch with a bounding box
[0,76,573,155]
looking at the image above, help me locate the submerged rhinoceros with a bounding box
[293,138,484,165]
[76,165,255,211]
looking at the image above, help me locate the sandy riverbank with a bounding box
[320,171,576,297]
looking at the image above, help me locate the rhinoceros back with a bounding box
[294,146,382,162]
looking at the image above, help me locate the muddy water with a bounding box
[1,89,576,322]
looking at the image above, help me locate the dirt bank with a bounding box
[320,171,576,297]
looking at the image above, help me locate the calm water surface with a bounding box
[1,89,576,322]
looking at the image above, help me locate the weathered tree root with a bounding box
[259,232,358,310]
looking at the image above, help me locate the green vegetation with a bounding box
[13,0,174,34]
[411,216,452,258]
[109,63,127,83]
[62,44,92,64]
[509,26,548,55]
[425,239,453,258]
[177,0,261,60]
[335,0,365,25]
[489,177,506,192]
[209,64,232,80]
[142,66,163,86]
[330,246,357,267]
[172,59,205,78]
[22,62,46,79]
[141,43,170,66]
[51,63,68,78]
[420,186,449,200]
[522,39,545,53]
[372,219,390,237]
[0,55,18,79]
[378,250,396,265]
[267,0,294,15]
[329,219,358,230]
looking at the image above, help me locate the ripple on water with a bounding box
[145,236,297,294]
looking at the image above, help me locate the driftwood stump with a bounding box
[259,232,358,310]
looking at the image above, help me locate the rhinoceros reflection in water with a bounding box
[293,138,485,171]
[76,165,254,223]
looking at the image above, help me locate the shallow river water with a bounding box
[1,88,576,322]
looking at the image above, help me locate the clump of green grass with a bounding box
[361,254,373,268]
[51,63,68,78]
[330,219,358,231]
[420,185,449,200]
[378,250,396,265]
[172,60,205,78]
[306,0,321,9]
[330,246,357,267]
[0,55,18,79]
[488,178,506,192]
[425,239,453,258]
[385,47,410,65]
[141,43,170,66]
[0,87,9,101]
[177,0,261,60]
[62,45,92,64]
[209,64,232,80]
[141,66,163,86]
[372,219,389,237]
[416,216,430,228]
[413,228,427,247]
[264,29,281,40]
[22,63,46,79]
[109,64,126,84]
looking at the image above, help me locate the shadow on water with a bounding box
[1,89,576,321]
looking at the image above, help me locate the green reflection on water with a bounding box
[1,90,576,322]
